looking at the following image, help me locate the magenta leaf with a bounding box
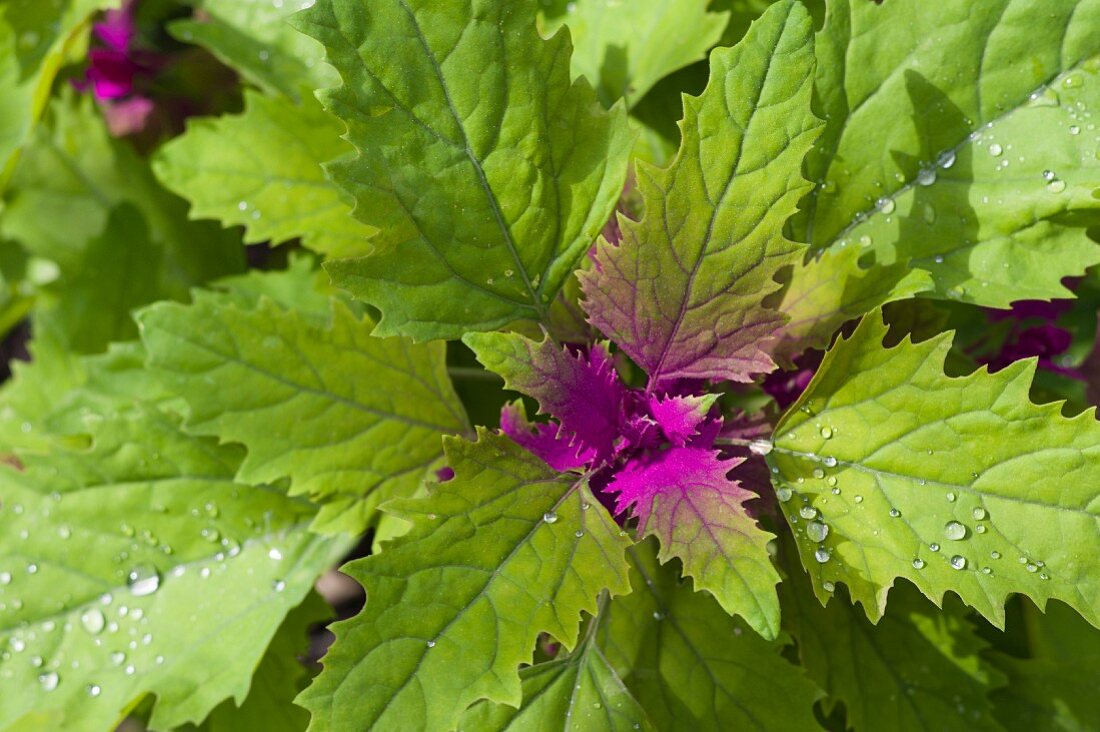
[579,2,821,386]
[464,331,626,465]
[500,401,594,472]
[645,392,718,446]
[607,444,781,638]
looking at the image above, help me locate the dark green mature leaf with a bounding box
[598,542,823,731]
[0,0,116,188]
[0,407,346,731]
[581,0,822,384]
[297,430,633,731]
[784,570,1006,732]
[154,90,373,258]
[297,0,634,340]
[139,292,468,534]
[771,311,1100,629]
[988,601,1100,732]
[778,0,1100,356]
[170,0,337,100]
[540,0,728,108]
[459,599,653,732]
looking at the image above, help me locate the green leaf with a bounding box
[770,310,1100,629]
[0,93,244,319]
[540,0,728,107]
[296,430,633,731]
[785,0,1100,321]
[170,0,337,100]
[296,0,634,340]
[598,542,823,731]
[988,602,1100,732]
[188,592,330,732]
[459,599,653,732]
[210,252,334,316]
[154,90,373,259]
[0,0,116,189]
[580,0,823,384]
[138,292,469,535]
[0,407,346,731]
[784,570,1007,732]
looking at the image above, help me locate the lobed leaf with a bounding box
[784,570,1007,732]
[770,311,1100,629]
[541,0,728,107]
[598,541,823,731]
[296,430,633,731]
[296,0,634,340]
[0,408,346,731]
[139,292,468,535]
[580,0,822,385]
[779,0,1100,356]
[154,90,373,259]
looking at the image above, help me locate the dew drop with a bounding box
[426,640,436,648]
[38,671,59,691]
[946,492,956,502]
[87,684,101,697]
[127,566,160,597]
[822,581,835,592]
[944,521,967,541]
[237,201,247,212]
[542,512,558,524]
[981,567,992,575]
[776,487,793,502]
[574,530,584,539]
[950,555,967,570]
[814,548,830,564]
[26,563,38,575]
[988,143,1003,157]
[971,507,987,520]
[1069,124,1081,135]
[1039,573,1050,580]
[110,651,126,666]
[806,521,829,543]
[820,427,833,439]
[748,439,773,456]
[975,525,987,534]
[1042,169,1056,182]
[124,664,135,676]
[812,468,825,480]
[990,551,1001,559]
[1025,563,1038,573]
[917,168,937,186]
[0,572,10,585]
[912,558,926,569]
[1047,179,1067,193]
[273,580,286,592]
[268,548,283,561]
[930,543,940,552]
[80,608,105,635]
[823,456,838,468]
[799,505,818,520]
[854,495,863,504]
[889,508,901,518]
[876,197,896,214]
[937,150,957,169]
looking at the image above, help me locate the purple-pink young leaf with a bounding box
[500,401,594,472]
[606,444,781,638]
[464,332,626,465]
[644,392,719,446]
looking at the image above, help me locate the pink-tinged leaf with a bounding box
[465,331,625,464]
[645,393,718,445]
[579,2,821,386]
[607,446,781,638]
[500,401,593,472]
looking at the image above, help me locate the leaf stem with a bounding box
[446,367,503,382]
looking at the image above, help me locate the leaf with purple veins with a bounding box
[579,0,822,386]
[500,401,594,472]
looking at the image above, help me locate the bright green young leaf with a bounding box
[210,252,334,316]
[296,0,634,340]
[778,0,1100,353]
[169,0,337,100]
[0,93,244,316]
[154,90,373,258]
[297,430,632,731]
[540,0,728,107]
[988,601,1100,732]
[0,407,346,731]
[598,542,823,731]
[0,0,116,189]
[139,293,469,535]
[784,570,1007,732]
[188,591,330,732]
[459,598,653,732]
[580,0,822,384]
[770,311,1100,629]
